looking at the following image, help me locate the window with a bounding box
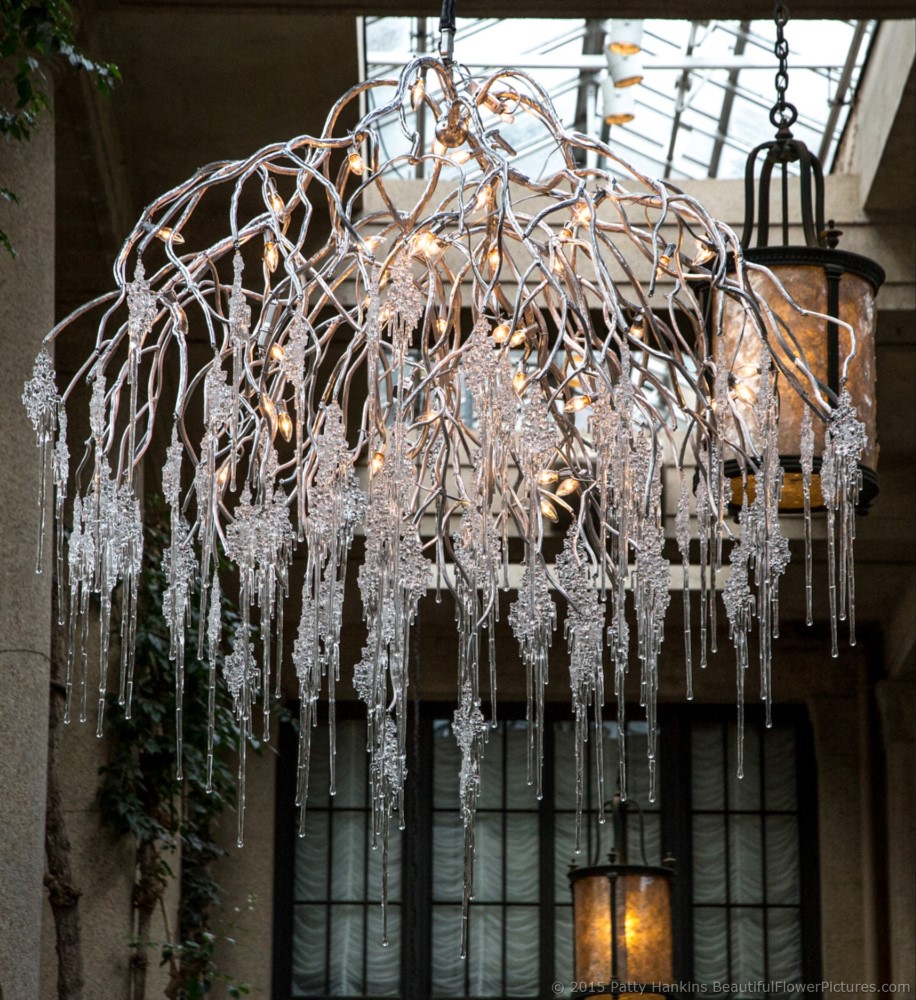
[273,705,820,999]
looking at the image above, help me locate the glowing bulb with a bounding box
[538,469,559,485]
[488,246,501,269]
[370,450,386,476]
[564,395,592,413]
[557,477,579,497]
[435,317,448,334]
[513,371,527,393]
[552,253,564,274]
[734,364,760,378]
[263,240,279,272]
[268,191,285,215]
[261,394,276,417]
[655,242,677,278]
[277,407,293,442]
[269,343,285,362]
[217,464,230,486]
[411,76,426,110]
[733,383,758,406]
[692,239,715,265]
[540,498,559,523]
[412,231,441,257]
[348,150,365,176]
[474,185,493,212]
[559,225,573,241]
[573,201,592,225]
[509,328,527,348]
[492,322,511,344]
[629,317,645,340]
[365,233,385,251]
[156,226,185,244]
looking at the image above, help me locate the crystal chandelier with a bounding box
[22,1,879,950]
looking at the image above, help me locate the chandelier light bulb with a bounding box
[155,226,185,244]
[370,450,386,477]
[276,405,294,442]
[564,394,592,413]
[347,149,365,175]
[263,239,279,272]
[540,498,559,523]
[473,184,493,212]
[411,75,426,110]
[556,477,580,498]
[491,322,510,343]
[537,469,559,485]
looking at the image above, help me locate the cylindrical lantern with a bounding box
[569,865,674,996]
[606,50,644,88]
[601,79,636,125]
[719,245,884,512]
[605,19,644,55]
[717,71,884,514]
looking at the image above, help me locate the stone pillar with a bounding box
[212,723,277,997]
[0,107,55,997]
[808,692,871,981]
[875,680,916,986]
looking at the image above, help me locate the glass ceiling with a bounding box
[363,16,875,184]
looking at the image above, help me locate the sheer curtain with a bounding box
[431,720,540,997]
[692,722,803,985]
[292,720,401,997]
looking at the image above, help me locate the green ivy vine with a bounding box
[98,503,253,999]
[1,0,120,257]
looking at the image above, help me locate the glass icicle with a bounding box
[800,406,815,626]
[453,682,487,958]
[556,527,606,851]
[675,479,693,700]
[22,348,59,571]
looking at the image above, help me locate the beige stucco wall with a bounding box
[0,86,54,1000]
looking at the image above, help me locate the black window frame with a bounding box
[272,701,822,999]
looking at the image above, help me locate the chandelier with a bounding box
[22,1,880,951]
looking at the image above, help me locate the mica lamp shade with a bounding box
[569,865,673,995]
[719,246,884,513]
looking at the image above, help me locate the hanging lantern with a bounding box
[719,2,884,513]
[568,800,674,995]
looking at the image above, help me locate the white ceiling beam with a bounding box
[367,51,853,71]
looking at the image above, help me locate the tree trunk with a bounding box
[44,588,84,999]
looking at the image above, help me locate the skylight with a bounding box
[363,16,875,183]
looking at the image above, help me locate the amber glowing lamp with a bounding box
[568,800,674,996]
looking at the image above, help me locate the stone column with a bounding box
[875,680,916,986]
[0,104,55,998]
[808,692,871,981]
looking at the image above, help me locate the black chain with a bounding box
[770,1,799,131]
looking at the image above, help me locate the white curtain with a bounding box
[692,722,803,986]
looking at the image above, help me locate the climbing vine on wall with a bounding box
[97,504,252,999]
